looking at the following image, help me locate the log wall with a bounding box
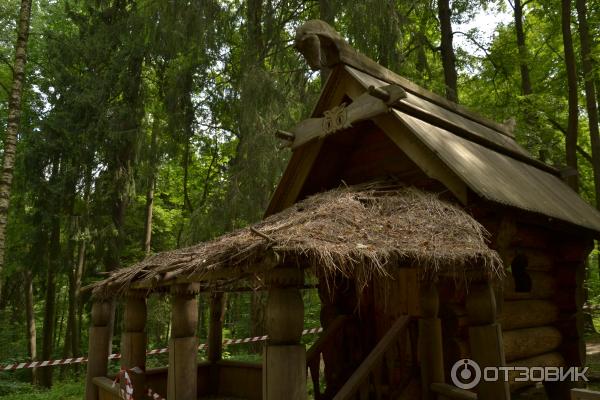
[491,219,591,394]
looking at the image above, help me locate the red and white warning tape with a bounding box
[147,387,166,400]
[0,327,323,371]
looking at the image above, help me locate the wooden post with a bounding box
[207,291,225,393]
[120,292,147,399]
[85,301,111,400]
[263,267,306,400]
[466,282,510,400]
[418,282,444,400]
[167,284,200,400]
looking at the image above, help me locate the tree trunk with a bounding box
[25,270,37,385]
[39,206,60,388]
[144,117,159,255]
[576,0,600,206]
[561,0,579,191]
[437,0,458,102]
[72,239,85,356]
[575,0,600,335]
[0,0,33,299]
[319,0,335,85]
[514,0,533,96]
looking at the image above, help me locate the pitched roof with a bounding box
[268,21,600,234]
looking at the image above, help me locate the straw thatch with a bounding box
[90,182,503,299]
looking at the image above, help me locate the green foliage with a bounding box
[0,380,83,399]
[1,0,600,394]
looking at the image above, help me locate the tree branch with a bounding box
[545,115,593,163]
[453,31,505,76]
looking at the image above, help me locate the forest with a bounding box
[1,0,600,398]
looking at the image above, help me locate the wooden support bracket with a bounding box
[275,84,406,149]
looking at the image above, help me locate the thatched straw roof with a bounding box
[91,182,503,299]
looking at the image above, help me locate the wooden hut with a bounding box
[85,20,600,400]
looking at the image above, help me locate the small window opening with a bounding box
[511,254,532,293]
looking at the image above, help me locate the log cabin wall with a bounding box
[487,217,591,393]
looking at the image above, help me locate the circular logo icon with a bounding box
[451,359,481,390]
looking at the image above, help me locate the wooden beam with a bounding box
[207,291,225,394]
[466,283,510,400]
[207,291,225,363]
[167,284,199,400]
[278,86,405,150]
[263,268,306,400]
[418,283,444,400]
[120,294,147,399]
[85,301,112,400]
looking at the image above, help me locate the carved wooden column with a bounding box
[263,267,306,400]
[167,284,199,400]
[466,282,510,400]
[207,291,225,393]
[120,292,147,399]
[85,300,111,400]
[418,282,444,400]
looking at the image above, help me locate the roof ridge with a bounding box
[295,19,515,139]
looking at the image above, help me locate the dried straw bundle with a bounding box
[91,183,503,299]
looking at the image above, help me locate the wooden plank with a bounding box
[374,113,468,205]
[92,377,121,400]
[342,65,515,138]
[339,128,425,185]
[500,300,558,330]
[512,225,553,249]
[503,326,562,362]
[217,360,262,400]
[289,91,390,149]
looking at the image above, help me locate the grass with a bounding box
[0,380,84,400]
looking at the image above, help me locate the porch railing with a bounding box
[306,315,352,400]
[332,315,412,400]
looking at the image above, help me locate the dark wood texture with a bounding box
[466,283,510,400]
[333,315,411,400]
[85,302,111,400]
[500,300,559,330]
[503,326,562,362]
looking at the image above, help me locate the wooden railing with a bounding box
[332,315,412,400]
[306,315,352,400]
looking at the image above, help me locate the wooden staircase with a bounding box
[307,315,478,400]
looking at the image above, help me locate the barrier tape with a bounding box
[147,387,165,400]
[0,327,323,371]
